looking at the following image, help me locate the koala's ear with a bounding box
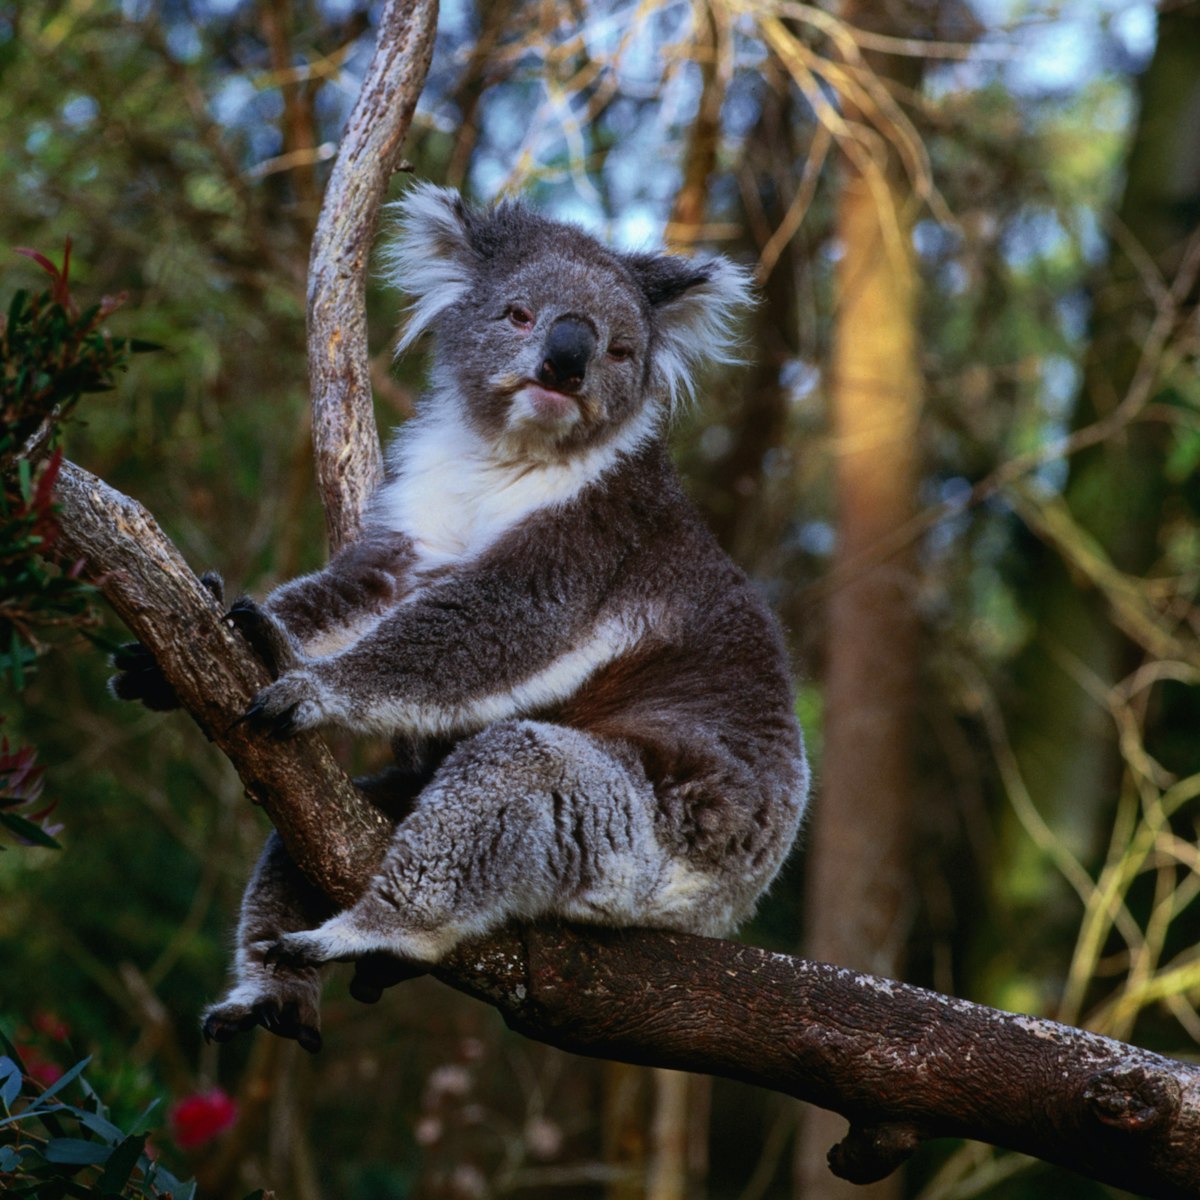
[624,253,754,406]
[384,183,481,353]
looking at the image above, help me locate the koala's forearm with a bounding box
[301,579,646,738]
[264,531,417,655]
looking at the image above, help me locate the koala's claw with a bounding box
[202,997,322,1054]
[234,698,297,740]
[235,674,324,739]
[225,596,300,677]
[110,572,225,713]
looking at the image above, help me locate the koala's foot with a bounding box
[238,668,331,739]
[350,953,430,1004]
[202,979,322,1053]
[225,596,301,677]
[109,641,181,711]
[264,911,442,974]
[109,572,225,711]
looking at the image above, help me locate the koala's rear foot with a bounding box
[349,953,428,1004]
[109,572,225,711]
[202,975,322,1053]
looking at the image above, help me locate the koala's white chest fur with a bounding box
[378,399,655,573]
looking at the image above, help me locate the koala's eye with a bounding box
[607,343,634,363]
[506,305,535,331]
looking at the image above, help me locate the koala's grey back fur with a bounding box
[198,184,808,1051]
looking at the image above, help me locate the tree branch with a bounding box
[52,463,390,906]
[438,925,1200,1198]
[306,0,439,551]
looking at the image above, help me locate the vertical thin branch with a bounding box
[307,0,439,551]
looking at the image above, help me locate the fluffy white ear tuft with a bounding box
[381,183,477,354]
[626,253,755,409]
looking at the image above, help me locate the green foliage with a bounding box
[0,243,151,686]
[0,736,57,850]
[0,245,153,849]
[0,1042,195,1199]
[1,245,145,460]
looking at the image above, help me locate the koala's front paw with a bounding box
[202,990,322,1054]
[239,670,330,739]
[226,596,301,677]
[109,641,180,712]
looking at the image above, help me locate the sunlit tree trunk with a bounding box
[796,3,924,1195]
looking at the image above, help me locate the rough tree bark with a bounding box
[307,0,439,550]
[46,2,1200,1196]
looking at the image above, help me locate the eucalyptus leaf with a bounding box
[43,1136,111,1166]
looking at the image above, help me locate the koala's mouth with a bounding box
[520,382,579,426]
[503,379,602,435]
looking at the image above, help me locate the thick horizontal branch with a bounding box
[52,462,1200,1198]
[439,924,1200,1198]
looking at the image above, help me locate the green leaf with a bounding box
[6,288,29,331]
[150,1163,196,1199]
[16,457,31,503]
[44,1136,112,1166]
[76,1108,125,1144]
[0,1144,21,1171]
[0,1055,21,1109]
[96,1132,146,1194]
[35,1055,91,1103]
[126,1096,160,1136]
[0,812,61,849]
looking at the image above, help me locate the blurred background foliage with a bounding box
[1,0,1199,1197]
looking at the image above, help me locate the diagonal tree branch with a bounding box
[47,2,1200,1196]
[53,463,391,904]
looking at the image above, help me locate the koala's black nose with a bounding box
[538,317,596,394]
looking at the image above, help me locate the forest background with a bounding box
[2,0,1199,1198]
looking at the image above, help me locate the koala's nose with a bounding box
[538,317,596,394]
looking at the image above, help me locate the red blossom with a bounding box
[15,1042,64,1088]
[31,1011,70,1042]
[170,1088,238,1149]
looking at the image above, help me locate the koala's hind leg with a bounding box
[202,831,334,1053]
[266,720,671,969]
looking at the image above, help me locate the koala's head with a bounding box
[384,183,752,461]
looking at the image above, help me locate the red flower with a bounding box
[31,1011,70,1042]
[14,1042,63,1088]
[170,1088,238,1149]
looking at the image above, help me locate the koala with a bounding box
[114,184,808,1053]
